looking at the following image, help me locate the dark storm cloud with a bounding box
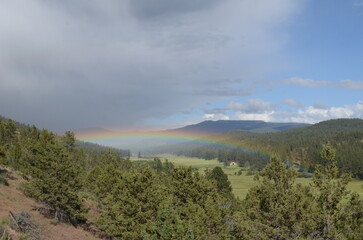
[130,0,221,19]
[0,0,302,132]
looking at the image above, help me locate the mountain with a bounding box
[74,120,310,153]
[152,119,363,178]
[164,120,310,135]
[76,141,131,158]
[137,120,310,152]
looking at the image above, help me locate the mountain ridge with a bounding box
[152,118,363,178]
[163,120,310,135]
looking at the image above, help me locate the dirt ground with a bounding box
[0,169,100,240]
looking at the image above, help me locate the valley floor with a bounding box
[148,154,363,199]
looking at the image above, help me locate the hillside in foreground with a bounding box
[0,168,99,240]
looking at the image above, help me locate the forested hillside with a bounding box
[165,120,310,134]
[152,119,363,178]
[0,116,362,239]
[76,141,131,159]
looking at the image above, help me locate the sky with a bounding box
[0,0,363,133]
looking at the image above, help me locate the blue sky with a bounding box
[155,0,363,128]
[0,0,362,132]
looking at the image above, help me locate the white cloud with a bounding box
[226,101,245,111]
[203,113,230,121]
[338,80,363,90]
[313,102,329,109]
[210,99,363,124]
[234,111,275,122]
[282,102,363,123]
[284,77,329,87]
[225,98,276,122]
[285,77,363,90]
[226,98,275,113]
[282,98,302,107]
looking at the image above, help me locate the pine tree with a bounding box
[170,167,230,239]
[96,166,166,239]
[311,144,363,239]
[141,197,189,240]
[61,131,76,151]
[25,130,87,223]
[206,166,232,193]
[232,156,317,239]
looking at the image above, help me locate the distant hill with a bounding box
[73,120,310,152]
[74,127,116,136]
[0,116,130,158]
[124,120,309,152]
[0,115,27,129]
[152,119,363,178]
[76,141,130,158]
[165,120,310,135]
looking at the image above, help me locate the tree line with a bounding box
[152,119,363,178]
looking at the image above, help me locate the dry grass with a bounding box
[0,168,101,240]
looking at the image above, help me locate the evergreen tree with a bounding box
[25,130,87,223]
[141,197,191,240]
[311,144,363,239]
[206,166,232,193]
[96,166,166,239]
[232,157,317,239]
[1,119,17,146]
[170,167,230,239]
[61,131,76,151]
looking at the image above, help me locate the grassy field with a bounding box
[154,154,363,199]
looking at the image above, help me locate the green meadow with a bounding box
[154,154,363,199]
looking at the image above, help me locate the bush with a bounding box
[297,172,312,178]
[0,230,12,240]
[0,219,11,240]
[0,169,9,186]
[19,234,32,240]
[246,170,256,176]
[50,219,59,225]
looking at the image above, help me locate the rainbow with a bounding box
[77,129,214,147]
[76,129,271,158]
[76,129,312,172]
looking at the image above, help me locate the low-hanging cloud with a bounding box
[0,0,302,132]
[285,77,363,90]
[282,98,302,108]
[226,99,275,113]
[284,102,363,123]
[203,99,363,124]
